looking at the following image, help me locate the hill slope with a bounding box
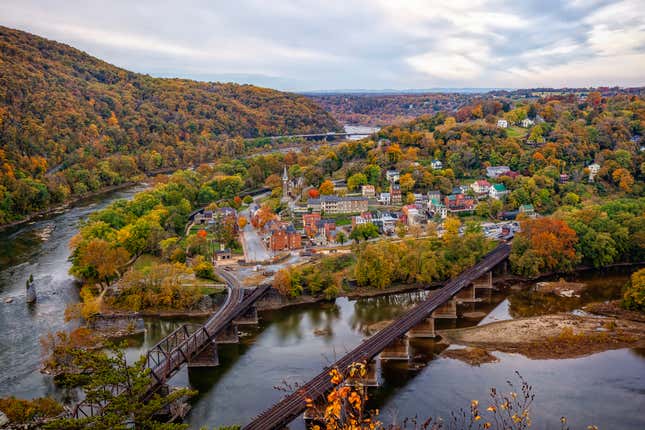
[0,26,340,224]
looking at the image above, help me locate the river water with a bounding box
[1,190,644,429]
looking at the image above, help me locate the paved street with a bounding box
[239,207,272,263]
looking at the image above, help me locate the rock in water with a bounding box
[26,275,37,303]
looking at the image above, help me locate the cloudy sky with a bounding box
[2,0,644,91]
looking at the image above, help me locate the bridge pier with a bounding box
[432,297,458,319]
[473,270,493,290]
[216,323,239,344]
[233,306,258,325]
[455,284,479,304]
[188,341,219,368]
[380,336,410,361]
[408,317,436,338]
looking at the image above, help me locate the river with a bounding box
[0,190,644,429]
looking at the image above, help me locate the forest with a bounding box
[0,26,341,225]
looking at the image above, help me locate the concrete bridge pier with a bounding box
[455,284,478,304]
[408,317,436,338]
[432,298,458,319]
[233,306,258,325]
[380,336,410,361]
[473,270,493,290]
[188,340,220,368]
[216,323,239,344]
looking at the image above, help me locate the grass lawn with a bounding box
[132,254,162,271]
[506,126,528,139]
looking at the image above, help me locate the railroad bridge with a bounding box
[72,271,271,419]
[243,243,511,430]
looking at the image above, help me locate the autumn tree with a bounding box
[399,173,415,193]
[71,239,130,291]
[510,217,580,277]
[319,179,335,195]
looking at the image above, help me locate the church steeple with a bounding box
[282,165,289,200]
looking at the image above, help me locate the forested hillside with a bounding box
[0,26,340,224]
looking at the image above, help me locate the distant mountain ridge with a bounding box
[0,26,340,224]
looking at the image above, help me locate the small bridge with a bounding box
[243,243,511,430]
[261,132,373,141]
[72,271,271,418]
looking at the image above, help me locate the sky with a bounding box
[2,0,644,91]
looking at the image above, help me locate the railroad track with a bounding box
[243,243,511,430]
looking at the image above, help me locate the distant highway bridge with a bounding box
[243,243,511,430]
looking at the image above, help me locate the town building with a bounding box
[402,205,421,225]
[444,194,476,213]
[427,190,441,202]
[389,183,402,205]
[386,170,400,183]
[428,198,448,219]
[471,179,492,195]
[307,196,369,214]
[559,173,569,184]
[352,212,373,228]
[486,166,511,178]
[302,213,321,237]
[497,119,508,128]
[587,163,600,182]
[489,183,508,200]
[269,225,302,251]
[361,184,376,198]
[519,204,535,217]
[378,192,391,205]
[431,159,443,170]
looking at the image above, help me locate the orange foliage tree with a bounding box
[510,217,580,277]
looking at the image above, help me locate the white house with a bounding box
[386,170,400,183]
[471,179,492,195]
[489,183,508,199]
[378,192,391,205]
[497,119,508,128]
[587,163,601,182]
[431,159,443,170]
[521,118,535,128]
[486,166,511,178]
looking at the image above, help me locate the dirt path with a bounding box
[438,313,645,359]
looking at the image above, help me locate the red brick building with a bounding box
[303,213,322,237]
[269,225,302,251]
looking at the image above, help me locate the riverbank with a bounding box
[437,313,645,359]
[0,181,138,232]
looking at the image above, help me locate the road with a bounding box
[239,206,272,263]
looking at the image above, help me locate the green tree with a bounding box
[347,173,367,192]
[349,223,379,242]
[45,344,194,430]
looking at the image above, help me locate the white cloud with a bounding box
[0,0,643,89]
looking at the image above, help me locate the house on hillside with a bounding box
[521,118,535,128]
[489,183,508,200]
[361,184,376,198]
[390,183,402,205]
[386,170,400,183]
[471,179,492,195]
[497,119,508,128]
[444,194,476,213]
[519,204,535,217]
[486,166,511,178]
[431,159,443,170]
[587,163,600,182]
